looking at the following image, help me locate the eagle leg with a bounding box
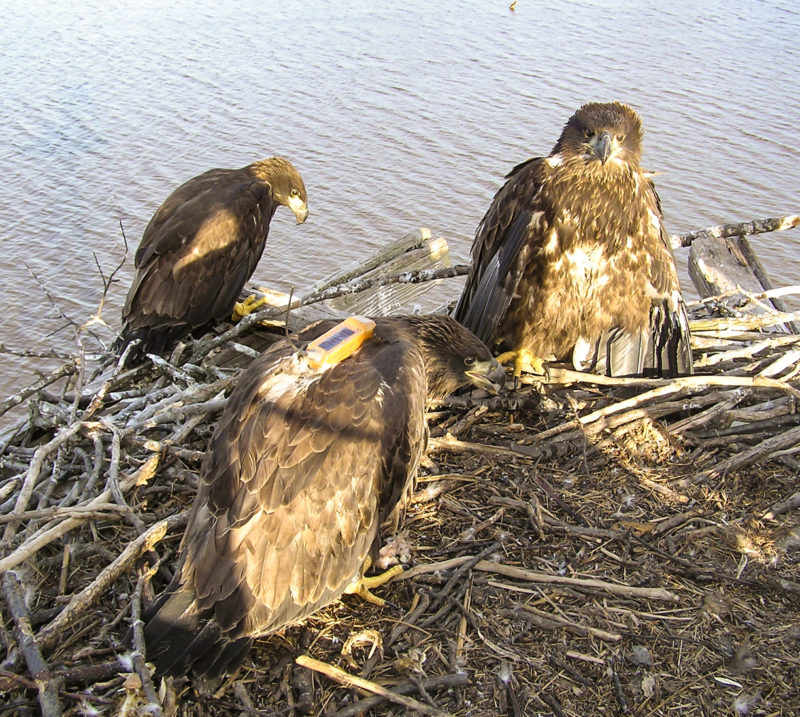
[495,349,545,378]
[344,562,405,607]
[231,294,267,322]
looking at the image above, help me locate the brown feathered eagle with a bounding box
[114,157,308,362]
[453,102,692,378]
[143,315,504,678]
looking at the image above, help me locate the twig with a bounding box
[503,604,622,642]
[399,556,678,601]
[0,503,130,524]
[25,262,80,334]
[296,655,453,716]
[0,344,72,360]
[2,571,63,717]
[475,561,679,602]
[684,424,800,486]
[2,420,86,545]
[0,362,78,419]
[36,510,188,653]
[0,453,161,575]
[421,542,501,623]
[607,658,628,714]
[129,566,163,716]
[529,374,800,443]
[331,673,469,717]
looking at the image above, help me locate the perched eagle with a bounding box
[143,315,504,678]
[114,157,308,361]
[453,102,692,378]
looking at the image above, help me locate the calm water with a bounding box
[1,0,798,426]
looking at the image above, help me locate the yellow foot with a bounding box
[495,349,545,378]
[231,294,267,322]
[345,564,405,606]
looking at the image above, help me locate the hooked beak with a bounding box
[466,358,506,394]
[288,194,309,224]
[591,130,613,165]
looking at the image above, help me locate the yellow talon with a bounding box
[232,294,267,321]
[495,349,545,377]
[345,562,405,606]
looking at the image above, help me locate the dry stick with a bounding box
[687,283,800,310]
[421,541,501,623]
[0,453,161,575]
[475,561,679,602]
[295,655,453,717]
[666,390,746,435]
[125,395,228,432]
[2,420,87,545]
[0,344,72,360]
[0,362,77,419]
[670,213,800,248]
[504,604,621,642]
[36,510,189,653]
[763,491,800,520]
[691,309,800,333]
[428,434,578,463]
[332,673,470,717]
[683,423,800,487]
[81,340,140,421]
[129,567,163,716]
[106,428,144,532]
[530,374,800,444]
[399,556,678,601]
[0,503,130,524]
[2,572,63,717]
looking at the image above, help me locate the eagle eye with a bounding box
[464,356,476,367]
[616,134,625,142]
[290,188,300,198]
[584,129,594,139]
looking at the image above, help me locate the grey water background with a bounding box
[1,0,798,426]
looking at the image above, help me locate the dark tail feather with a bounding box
[575,301,693,378]
[143,585,251,679]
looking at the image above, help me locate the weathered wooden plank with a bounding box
[688,234,799,334]
[240,228,450,331]
[215,229,452,363]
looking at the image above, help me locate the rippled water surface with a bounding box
[1,0,798,423]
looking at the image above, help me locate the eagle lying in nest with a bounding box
[143,315,505,678]
[454,101,692,378]
[114,156,308,362]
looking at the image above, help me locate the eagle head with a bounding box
[554,102,643,168]
[251,157,309,224]
[402,316,506,398]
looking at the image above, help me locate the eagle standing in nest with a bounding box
[453,102,692,378]
[143,315,504,678]
[114,157,308,362]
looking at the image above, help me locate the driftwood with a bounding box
[1,220,799,714]
[689,232,799,334]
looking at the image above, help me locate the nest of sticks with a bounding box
[1,276,799,716]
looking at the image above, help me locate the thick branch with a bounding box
[671,214,800,248]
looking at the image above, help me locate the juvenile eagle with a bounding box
[453,102,692,378]
[114,157,308,361]
[143,315,504,678]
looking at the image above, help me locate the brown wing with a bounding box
[144,321,427,677]
[121,168,274,344]
[453,157,549,345]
